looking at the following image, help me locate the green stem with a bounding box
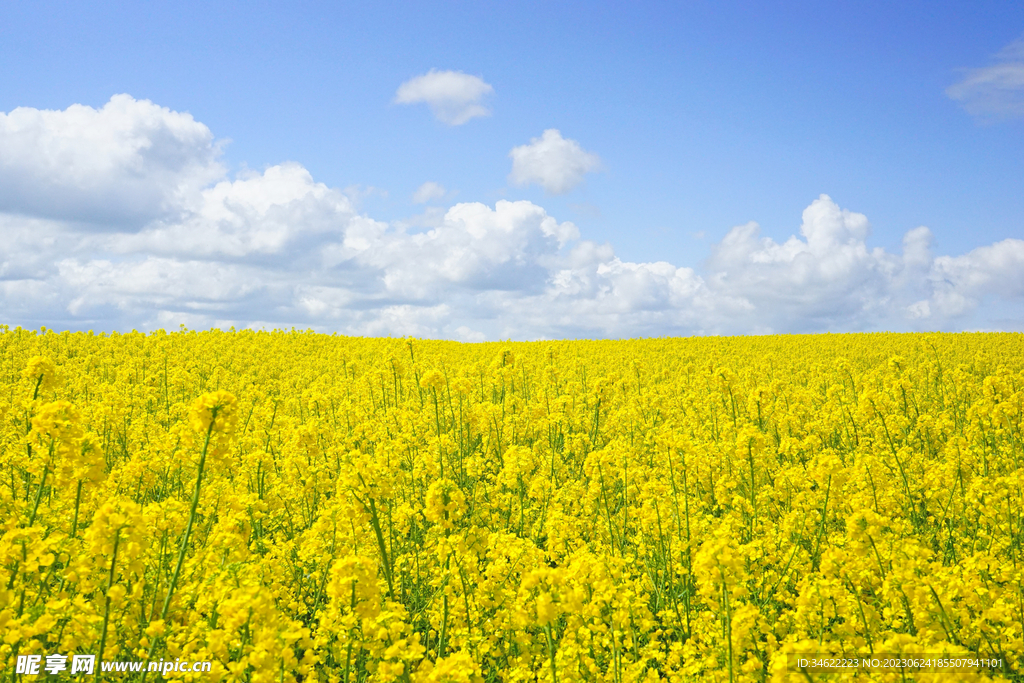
[343,582,355,683]
[722,569,734,683]
[140,416,216,681]
[97,528,122,664]
[544,624,558,683]
[160,421,214,620]
[27,448,52,527]
[71,480,83,537]
[367,497,395,598]
[438,592,449,658]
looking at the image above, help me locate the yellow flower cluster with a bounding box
[1,327,1022,682]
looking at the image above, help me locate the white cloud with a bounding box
[929,238,1024,317]
[947,34,1024,119]
[412,181,446,203]
[702,196,899,329]
[394,70,493,125]
[0,94,224,226]
[369,200,580,298]
[509,129,602,195]
[2,96,1023,338]
[455,326,487,343]
[58,257,265,317]
[109,163,355,259]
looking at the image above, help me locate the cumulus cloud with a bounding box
[704,198,895,329]
[0,94,224,226]
[509,129,602,195]
[947,34,1024,119]
[2,96,1023,338]
[394,70,493,125]
[929,238,1024,317]
[412,181,446,203]
[108,163,355,259]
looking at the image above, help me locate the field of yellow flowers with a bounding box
[1,327,1022,682]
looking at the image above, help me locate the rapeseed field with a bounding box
[1,328,1022,682]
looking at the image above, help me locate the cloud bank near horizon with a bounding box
[1,95,1022,339]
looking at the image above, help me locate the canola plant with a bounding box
[1,328,1022,682]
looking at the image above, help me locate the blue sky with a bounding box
[1,1,1022,338]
